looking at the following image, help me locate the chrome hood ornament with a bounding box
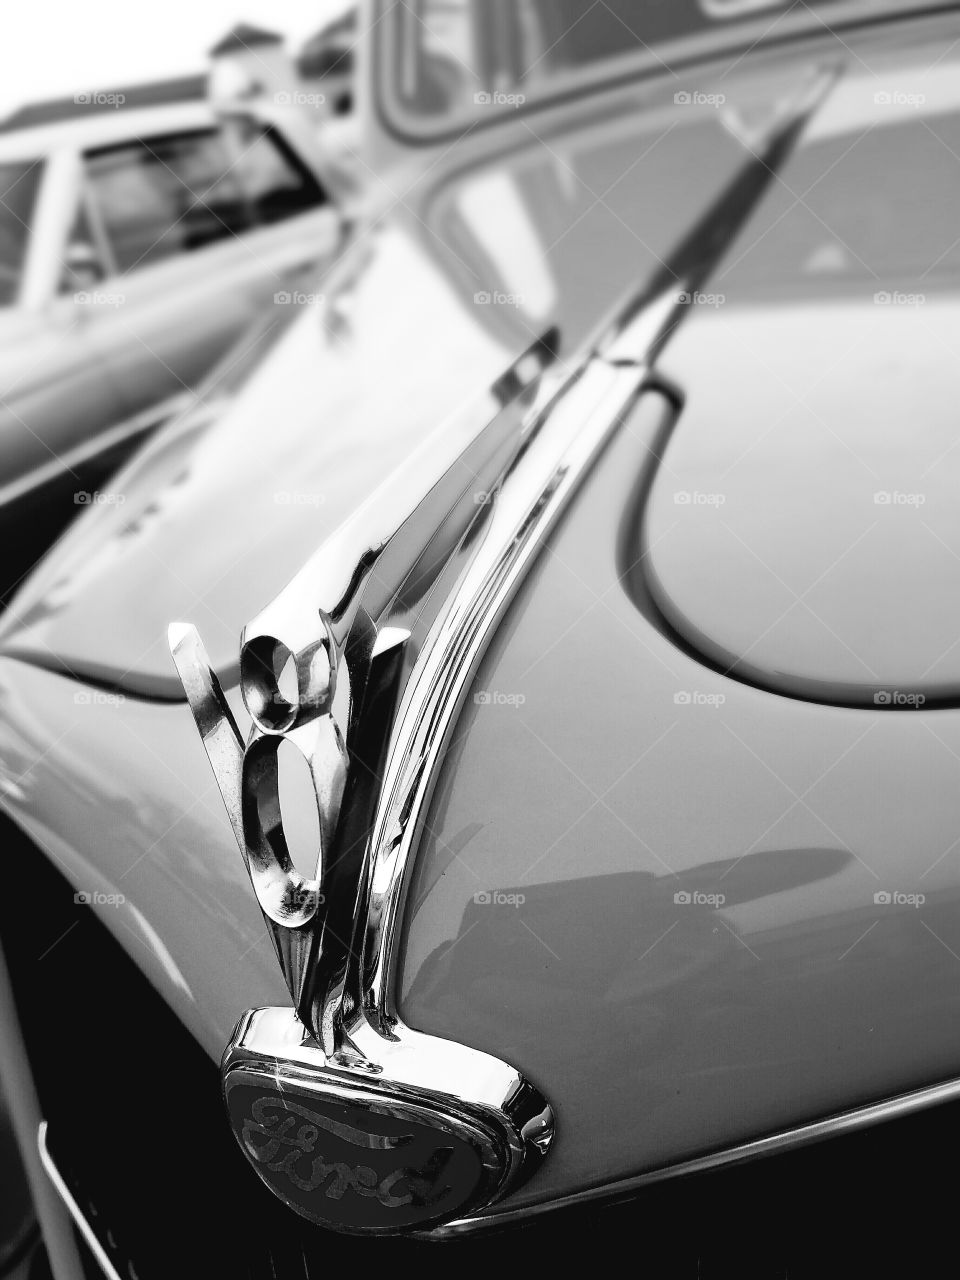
[167,81,828,1235]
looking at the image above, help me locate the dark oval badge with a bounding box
[224,1070,504,1233]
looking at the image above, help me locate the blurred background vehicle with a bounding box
[0,99,338,598]
[0,8,357,601]
[0,1086,42,1280]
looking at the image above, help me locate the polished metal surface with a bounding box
[170,331,564,1231]
[699,0,784,15]
[221,1006,553,1235]
[444,1072,960,1234]
[0,947,83,1280]
[37,1123,119,1280]
[170,328,559,1040]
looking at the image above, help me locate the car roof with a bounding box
[0,102,218,163]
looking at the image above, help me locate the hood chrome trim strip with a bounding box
[442,1073,960,1235]
[357,65,836,1041]
[37,1121,123,1280]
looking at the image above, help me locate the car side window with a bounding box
[225,118,329,224]
[0,159,44,307]
[83,130,252,274]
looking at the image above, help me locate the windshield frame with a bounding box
[0,156,46,308]
[374,0,954,144]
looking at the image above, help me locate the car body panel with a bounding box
[641,54,960,708]
[0,300,123,498]
[402,389,960,1207]
[644,298,960,706]
[0,224,520,691]
[0,48,807,687]
[2,3,960,1222]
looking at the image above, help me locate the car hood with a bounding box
[641,291,960,709]
[636,57,960,709]
[0,309,29,341]
[4,32,959,713]
[0,232,528,696]
[0,48,827,697]
[0,308,45,370]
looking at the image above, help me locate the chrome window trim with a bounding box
[74,158,119,285]
[373,0,947,145]
[700,0,789,16]
[37,1122,122,1280]
[16,151,58,310]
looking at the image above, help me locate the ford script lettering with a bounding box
[225,1079,488,1232]
[242,1096,451,1208]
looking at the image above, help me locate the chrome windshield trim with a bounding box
[356,67,832,1039]
[358,351,654,1032]
[441,1074,960,1235]
[373,0,905,146]
[699,0,785,16]
[37,1122,123,1280]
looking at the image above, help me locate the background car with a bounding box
[0,98,340,594]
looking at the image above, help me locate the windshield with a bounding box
[381,0,933,131]
[0,159,44,307]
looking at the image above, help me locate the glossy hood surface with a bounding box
[0,234,518,695]
[4,6,960,1222]
[641,68,960,708]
